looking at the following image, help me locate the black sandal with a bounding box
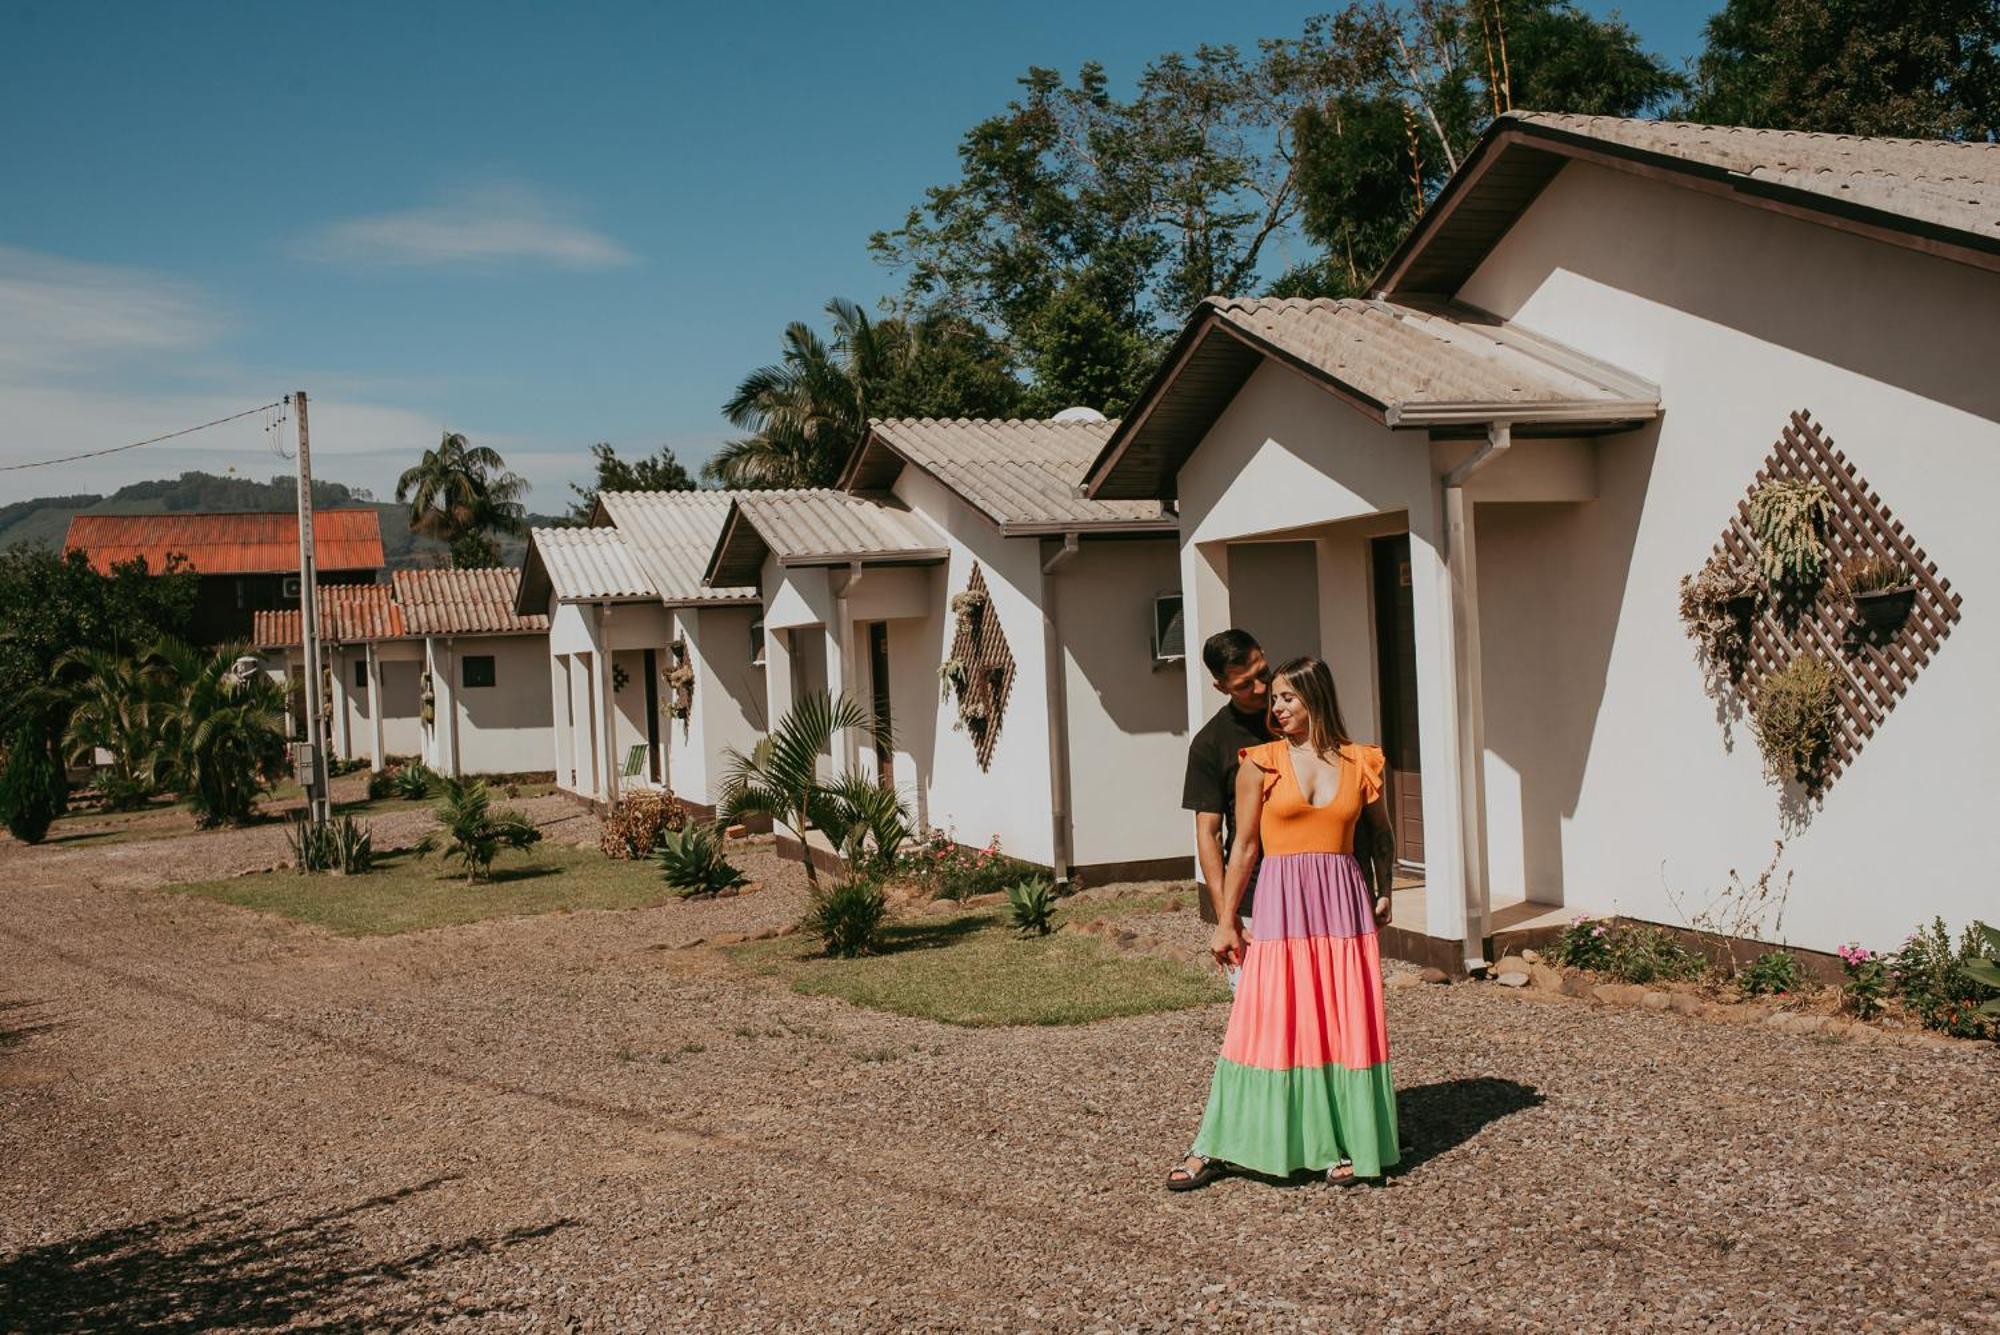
[1165,1154,1227,1192]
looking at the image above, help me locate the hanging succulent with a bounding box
[1751,655,1841,791]
[1747,479,1832,594]
[419,669,435,726]
[1677,552,1762,688]
[663,659,696,722]
[937,657,968,701]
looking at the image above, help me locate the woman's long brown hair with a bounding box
[1271,655,1352,755]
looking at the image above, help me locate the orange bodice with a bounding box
[1239,740,1385,856]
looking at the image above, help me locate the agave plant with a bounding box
[1006,877,1058,937]
[391,763,437,801]
[416,774,541,882]
[1966,922,2000,1020]
[655,823,748,898]
[287,814,375,875]
[719,691,888,889]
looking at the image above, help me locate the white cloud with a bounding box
[0,245,221,376]
[294,183,636,271]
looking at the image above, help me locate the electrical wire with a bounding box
[0,398,288,473]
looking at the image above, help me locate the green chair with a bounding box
[622,744,648,780]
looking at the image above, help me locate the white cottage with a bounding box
[254,567,553,776]
[1085,112,1999,968]
[701,417,1190,883]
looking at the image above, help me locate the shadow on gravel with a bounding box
[0,999,68,1051]
[1392,1077,1544,1176]
[0,1175,578,1332]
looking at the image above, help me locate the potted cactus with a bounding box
[1841,554,1917,632]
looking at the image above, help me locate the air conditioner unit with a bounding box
[1151,592,1185,664]
[281,575,302,601]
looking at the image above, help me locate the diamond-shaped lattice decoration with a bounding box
[949,564,1015,771]
[1713,410,1963,792]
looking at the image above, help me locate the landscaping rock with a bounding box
[1528,964,1563,992]
[1520,949,1542,964]
[1495,970,1530,988]
[964,892,1007,908]
[1113,929,1139,948]
[1560,975,1598,1002]
[1640,992,1671,1011]
[1594,983,1643,1007]
[1668,994,1705,1017]
[1494,954,1530,977]
[1386,972,1426,991]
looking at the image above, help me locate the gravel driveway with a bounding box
[2,822,1995,1330]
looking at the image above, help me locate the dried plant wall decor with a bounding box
[1694,410,1964,798]
[946,564,1015,770]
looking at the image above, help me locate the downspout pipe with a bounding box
[1040,533,1082,888]
[833,561,866,778]
[1442,421,1511,974]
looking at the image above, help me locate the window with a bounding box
[1152,593,1185,664]
[750,619,766,667]
[461,655,497,689]
[281,575,302,601]
[353,659,368,689]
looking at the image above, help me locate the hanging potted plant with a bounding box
[937,657,968,701]
[1750,655,1840,793]
[949,588,988,635]
[1747,478,1832,601]
[1677,552,1762,688]
[1840,554,1917,632]
[419,669,436,726]
[959,698,989,733]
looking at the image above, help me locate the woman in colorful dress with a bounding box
[1166,654,1400,1189]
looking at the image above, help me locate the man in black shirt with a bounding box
[1181,629,1273,926]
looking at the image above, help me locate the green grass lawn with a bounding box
[725,899,1227,1027]
[163,844,675,936]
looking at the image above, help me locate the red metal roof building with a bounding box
[62,510,386,575]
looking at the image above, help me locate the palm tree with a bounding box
[395,430,529,564]
[150,639,290,827]
[719,692,889,888]
[56,646,172,809]
[417,774,541,881]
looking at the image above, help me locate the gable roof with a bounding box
[593,491,758,604]
[252,583,403,649]
[703,491,949,589]
[64,510,385,576]
[1375,111,2000,299]
[1083,296,1658,501]
[517,526,659,612]
[840,418,1175,533]
[393,567,548,636]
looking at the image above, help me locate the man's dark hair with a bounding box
[1201,628,1261,680]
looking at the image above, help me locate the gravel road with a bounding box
[2,816,1995,1331]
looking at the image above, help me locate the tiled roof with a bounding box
[842,418,1174,532]
[595,491,758,604]
[1376,111,2000,297]
[1085,297,1657,501]
[252,582,402,649]
[1514,112,2000,242]
[521,526,659,604]
[704,490,949,589]
[65,510,385,575]
[393,567,549,635]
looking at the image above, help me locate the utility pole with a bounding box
[294,391,332,826]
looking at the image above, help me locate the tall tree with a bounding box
[394,431,528,568]
[1685,0,2000,138]
[709,299,1021,489]
[566,443,697,522]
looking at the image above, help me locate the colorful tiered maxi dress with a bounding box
[1190,740,1400,1178]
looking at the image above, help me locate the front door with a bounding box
[867,622,894,787]
[1371,535,1424,873]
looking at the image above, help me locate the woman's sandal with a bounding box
[1165,1154,1227,1192]
[1326,1158,1363,1188]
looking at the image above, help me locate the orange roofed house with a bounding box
[63,510,386,646]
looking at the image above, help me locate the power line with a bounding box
[0,398,288,473]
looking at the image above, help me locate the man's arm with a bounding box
[1194,811,1226,925]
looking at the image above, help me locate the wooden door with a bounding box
[1371,535,1424,872]
[867,622,894,787]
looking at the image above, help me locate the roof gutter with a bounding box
[1040,533,1082,887]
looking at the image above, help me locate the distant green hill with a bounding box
[0,471,561,568]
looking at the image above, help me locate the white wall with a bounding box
[667,604,766,810]
[449,634,555,775]
[1454,158,2000,953]
[1053,537,1190,870]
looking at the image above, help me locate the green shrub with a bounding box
[417,775,541,882]
[1891,917,1995,1039]
[599,789,688,860]
[1605,924,1707,986]
[391,764,436,802]
[1738,949,1803,996]
[655,824,748,898]
[1966,923,2000,1023]
[1006,877,1058,936]
[288,815,375,875]
[803,878,886,958]
[1837,944,1888,1020]
[903,829,1036,902]
[1545,916,1613,971]
[365,769,398,801]
[327,756,368,778]
[0,724,64,845]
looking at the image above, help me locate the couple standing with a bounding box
[1166,630,1400,1191]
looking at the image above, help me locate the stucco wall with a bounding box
[666,605,765,809]
[1454,158,2000,952]
[447,634,554,775]
[1053,536,1190,870]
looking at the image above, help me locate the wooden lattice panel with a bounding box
[949,564,1015,771]
[1714,410,1962,790]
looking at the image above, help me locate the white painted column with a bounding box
[593,609,620,802]
[1178,539,1231,740]
[1407,508,1476,965]
[429,636,460,778]
[764,622,794,741]
[329,646,352,761]
[366,643,385,772]
[823,618,854,780]
[569,654,595,798]
[549,650,572,791]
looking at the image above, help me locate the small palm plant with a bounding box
[802,878,888,958]
[821,773,913,874]
[150,639,290,827]
[417,774,541,882]
[1006,877,1059,937]
[655,823,748,898]
[719,692,887,889]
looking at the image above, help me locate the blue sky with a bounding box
[0,0,1716,508]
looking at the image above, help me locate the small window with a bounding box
[750,619,766,667]
[1152,593,1185,664]
[353,659,368,689]
[281,575,302,601]
[461,655,497,689]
